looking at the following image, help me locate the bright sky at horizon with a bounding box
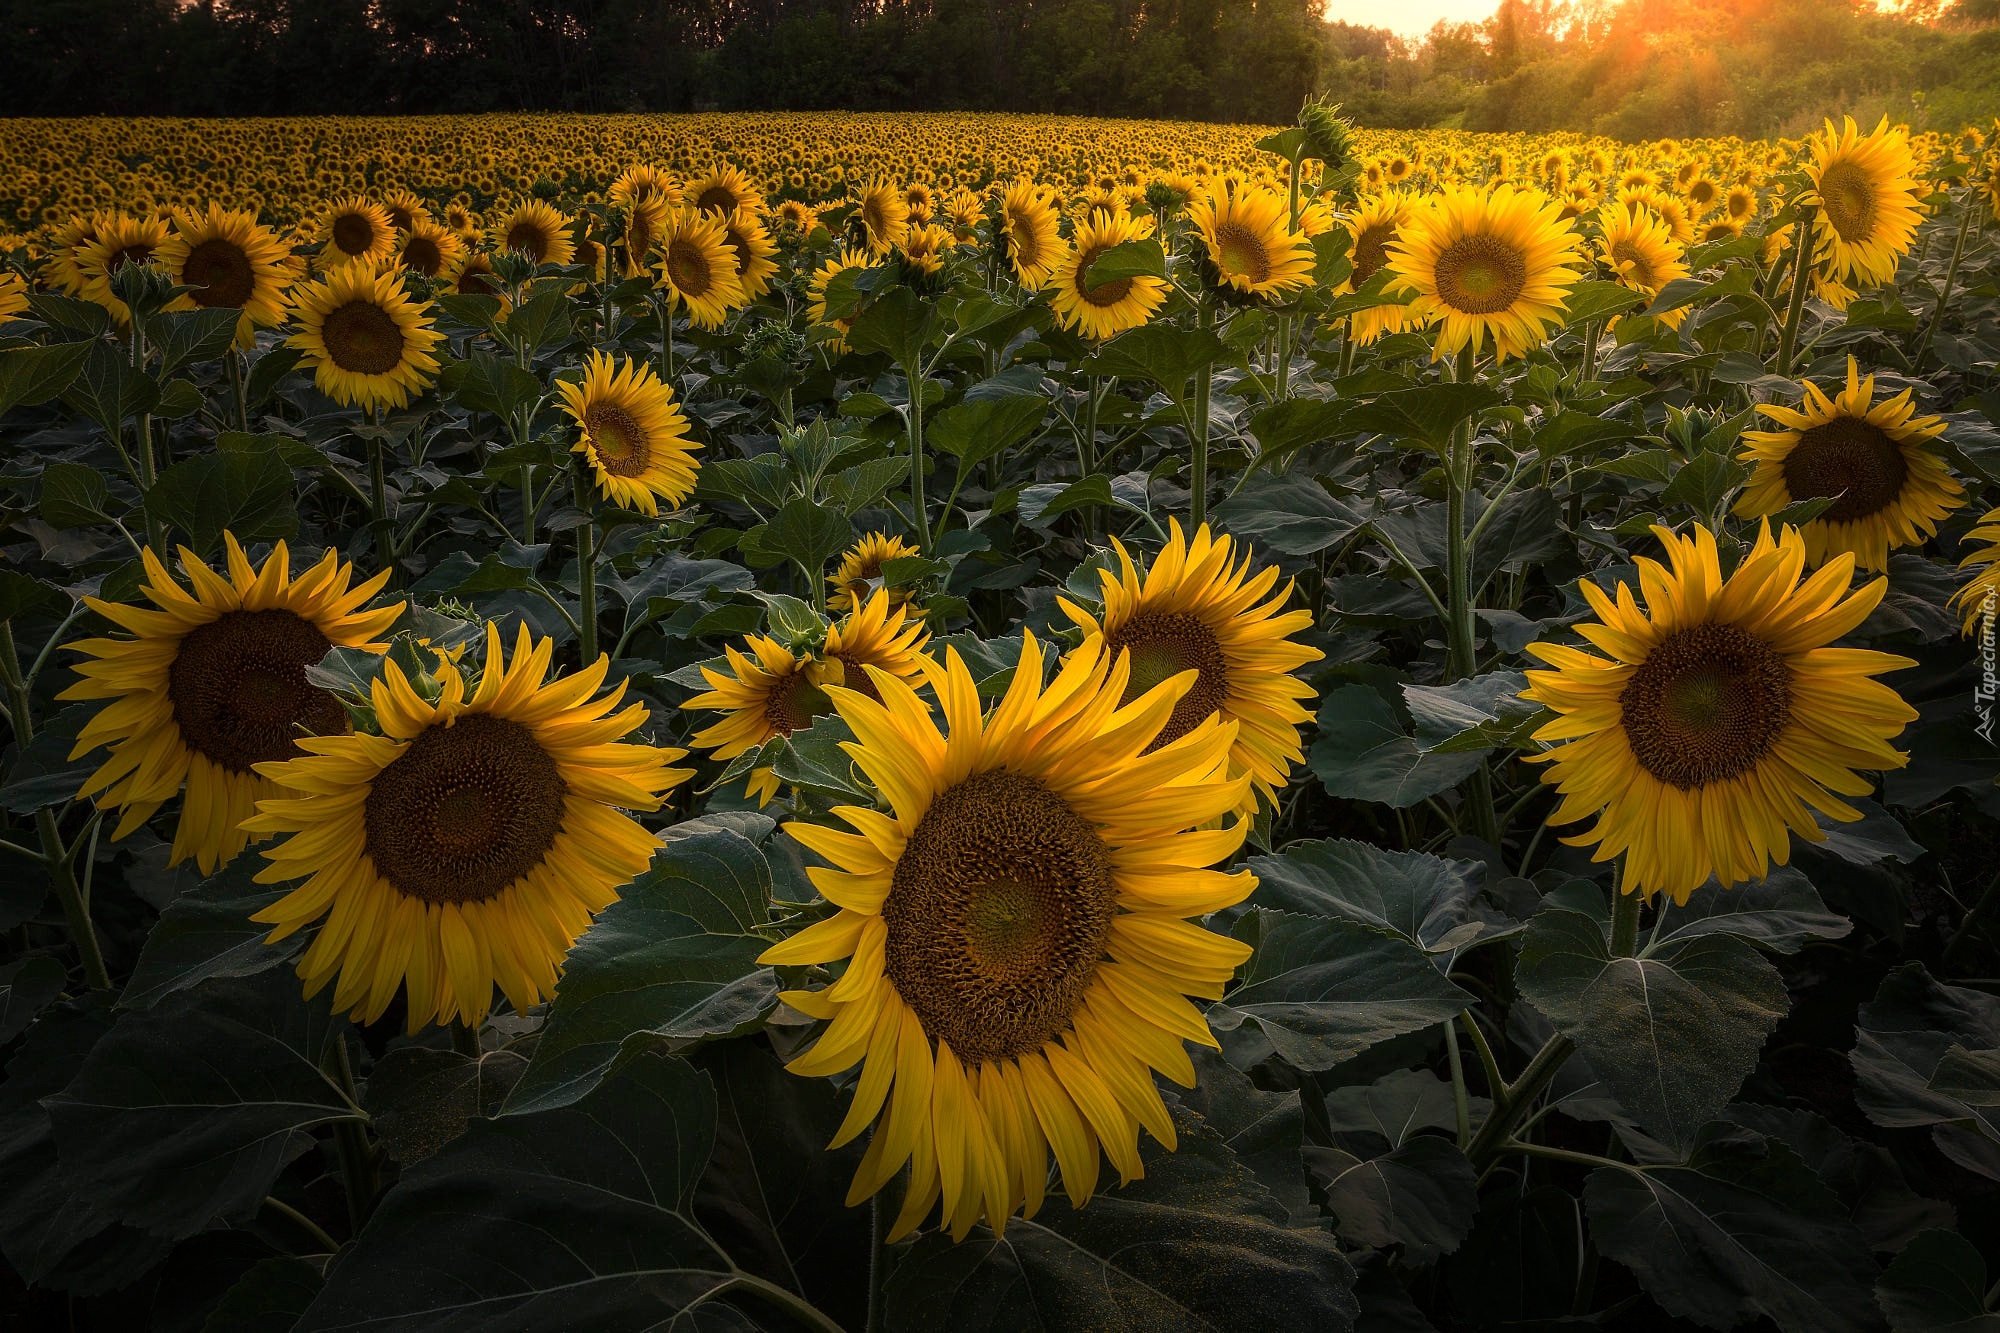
[1323,0,1501,40]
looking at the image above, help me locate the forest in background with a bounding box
[2,0,1997,138]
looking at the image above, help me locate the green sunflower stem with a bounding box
[1578,318,1600,385]
[322,1031,377,1235]
[450,1018,482,1059]
[130,323,165,553]
[1609,871,1644,959]
[1913,192,1975,370]
[1443,343,1479,681]
[1465,1029,1577,1171]
[572,463,599,666]
[0,620,110,991]
[365,419,398,589]
[1444,1017,1472,1148]
[1079,373,1099,541]
[225,346,249,434]
[904,355,931,553]
[1191,298,1215,528]
[864,1192,886,1333]
[1775,208,1816,377]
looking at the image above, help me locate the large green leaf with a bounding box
[1650,865,1852,955]
[1583,1124,1881,1333]
[1517,908,1788,1159]
[1444,1186,1584,1326]
[762,496,853,581]
[881,1102,1358,1331]
[1208,910,1473,1072]
[298,1046,765,1331]
[365,1045,528,1166]
[118,858,298,1011]
[502,815,778,1116]
[145,447,299,557]
[1179,1048,1315,1228]
[1084,323,1228,401]
[38,460,114,529]
[44,972,356,1240]
[1722,1103,1954,1254]
[1245,838,1501,964]
[1341,382,1503,452]
[150,306,244,377]
[0,340,94,417]
[927,394,1048,467]
[1308,1134,1478,1261]
[1212,474,1369,556]
[1852,964,2000,1149]
[1875,1229,2000,1333]
[1308,685,1485,809]
[1244,397,1350,472]
[204,1257,328,1331]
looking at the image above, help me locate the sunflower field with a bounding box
[2,105,2000,1331]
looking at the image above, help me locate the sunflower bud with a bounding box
[1298,97,1357,173]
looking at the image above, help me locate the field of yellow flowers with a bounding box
[1,107,1999,1332]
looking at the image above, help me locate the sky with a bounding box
[1322,0,1503,39]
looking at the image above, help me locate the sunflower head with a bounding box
[688,164,764,218]
[155,203,297,340]
[246,622,689,1031]
[1046,209,1168,342]
[655,208,747,332]
[808,247,873,353]
[998,181,1062,287]
[74,213,171,325]
[828,532,921,614]
[1735,356,1962,571]
[318,196,395,266]
[1802,115,1923,293]
[60,536,402,873]
[287,263,445,413]
[853,180,912,258]
[717,206,779,300]
[381,189,431,233]
[682,634,840,806]
[1388,183,1583,363]
[556,350,701,517]
[610,165,684,210]
[758,632,1255,1241]
[1522,521,1917,903]
[0,272,27,328]
[1338,191,1416,345]
[1185,186,1314,301]
[497,199,576,268]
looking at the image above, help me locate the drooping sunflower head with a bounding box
[853,179,912,258]
[828,532,921,614]
[903,181,935,221]
[682,634,839,806]
[47,213,100,296]
[688,164,764,218]
[808,247,873,353]
[898,222,955,283]
[610,164,683,210]
[381,189,431,233]
[1339,190,1416,346]
[999,180,1063,287]
[1061,519,1322,813]
[555,349,701,517]
[391,217,466,281]
[759,632,1256,1241]
[0,271,27,327]
[152,203,297,341]
[318,196,395,267]
[246,622,690,1031]
[60,536,403,873]
[1735,356,1962,572]
[74,212,171,325]
[717,206,779,301]
[287,263,446,413]
[1046,208,1168,342]
[1185,185,1314,300]
[1802,115,1923,293]
[1522,521,1917,903]
[1388,183,1583,363]
[620,195,670,278]
[654,208,747,332]
[497,199,576,268]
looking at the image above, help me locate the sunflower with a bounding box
[497,200,576,268]
[683,635,838,806]
[0,270,32,327]
[1726,184,1759,223]
[1046,210,1167,342]
[854,180,911,258]
[74,213,170,325]
[47,214,99,296]
[1338,191,1416,346]
[899,222,954,281]
[1521,522,1916,904]
[445,250,507,310]
[1186,186,1314,300]
[1060,520,1320,814]
[244,622,689,1031]
[655,208,746,332]
[759,633,1254,1241]
[1801,116,1923,296]
[1388,183,1583,363]
[808,247,872,353]
[1950,507,2000,637]
[288,263,445,413]
[1735,356,1962,572]
[154,204,297,342]
[622,196,670,279]
[774,198,821,238]
[1699,218,1744,245]
[718,206,779,301]
[943,190,982,245]
[390,217,465,280]
[829,532,920,614]
[60,537,402,874]
[688,164,765,218]
[556,350,700,517]
[1596,203,1689,328]
[822,590,931,705]
[903,181,935,223]
[610,165,683,210]
[381,189,430,232]
[998,181,1062,287]
[318,196,395,267]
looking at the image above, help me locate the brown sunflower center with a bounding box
[1817,161,1878,243]
[331,212,378,257]
[1352,222,1396,284]
[1215,222,1273,284]
[400,235,444,277]
[1008,213,1046,267]
[1619,623,1791,790]
[168,609,345,774]
[1780,414,1908,523]
[829,652,884,705]
[1107,611,1229,752]
[387,205,418,231]
[456,264,498,297]
[320,300,405,376]
[181,238,255,309]
[362,714,567,905]
[1073,241,1134,307]
[106,243,155,273]
[664,240,713,298]
[1610,238,1658,291]
[506,222,550,262]
[1434,233,1529,315]
[584,404,651,476]
[764,671,828,736]
[882,770,1115,1064]
[696,186,737,213]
